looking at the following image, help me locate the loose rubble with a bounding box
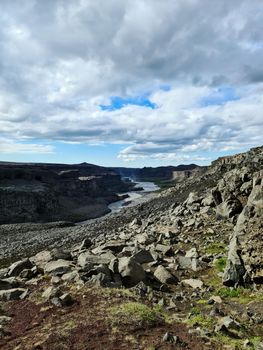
[0,146,262,349]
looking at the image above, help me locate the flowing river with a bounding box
[78,180,159,225]
[108,180,160,213]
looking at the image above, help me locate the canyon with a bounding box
[0,147,262,349]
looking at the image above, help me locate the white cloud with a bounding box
[0,0,262,162]
[0,139,54,154]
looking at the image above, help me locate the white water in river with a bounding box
[108,180,159,213]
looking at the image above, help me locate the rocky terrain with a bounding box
[0,146,262,349]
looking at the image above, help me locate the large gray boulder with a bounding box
[77,252,113,269]
[132,250,154,264]
[181,278,203,289]
[154,265,178,285]
[30,250,53,269]
[118,257,146,287]
[44,259,73,276]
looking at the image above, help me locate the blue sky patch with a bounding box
[100,94,157,111]
[159,84,171,91]
[200,86,240,107]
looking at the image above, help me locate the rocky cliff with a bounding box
[0,162,132,224]
[113,164,200,181]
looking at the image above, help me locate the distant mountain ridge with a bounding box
[112,164,201,180]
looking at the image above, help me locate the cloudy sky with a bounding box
[0,0,262,166]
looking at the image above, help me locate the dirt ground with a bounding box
[0,286,214,350]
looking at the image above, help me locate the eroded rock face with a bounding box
[0,162,133,224]
[223,172,263,286]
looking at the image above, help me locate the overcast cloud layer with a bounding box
[0,0,262,164]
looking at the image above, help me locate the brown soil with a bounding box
[0,286,213,350]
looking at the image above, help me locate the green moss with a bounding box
[216,287,241,298]
[110,302,165,327]
[187,313,215,330]
[250,337,262,348]
[214,257,227,272]
[190,306,201,315]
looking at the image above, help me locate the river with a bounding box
[108,180,160,213]
[77,180,159,225]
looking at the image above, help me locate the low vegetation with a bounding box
[110,302,165,328]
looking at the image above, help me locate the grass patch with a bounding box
[187,312,215,330]
[203,269,222,289]
[216,287,241,298]
[110,302,165,328]
[190,306,201,315]
[250,337,262,348]
[214,257,227,272]
[213,334,261,350]
[204,242,226,255]
[213,333,244,349]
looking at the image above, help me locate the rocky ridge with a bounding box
[0,146,262,349]
[0,162,133,224]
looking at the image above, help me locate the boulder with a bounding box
[186,192,202,205]
[61,271,80,282]
[154,265,178,285]
[181,278,203,289]
[99,241,127,254]
[0,288,27,301]
[155,244,173,256]
[77,252,112,269]
[215,316,240,333]
[201,194,215,207]
[0,278,20,290]
[50,248,72,261]
[132,250,154,264]
[185,248,199,258]
[118,257,146,287]
[59,293,75,306]
[0,315,12,325]
[42,286,61,300]
[31,250,53,269]
[216,198,242,219]
[44,259,72,276]
[89,272,112,287]
[223,237,246,286]
[8,259,34,277]
[79,238,93,250]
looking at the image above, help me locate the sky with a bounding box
[0,0,262,167]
